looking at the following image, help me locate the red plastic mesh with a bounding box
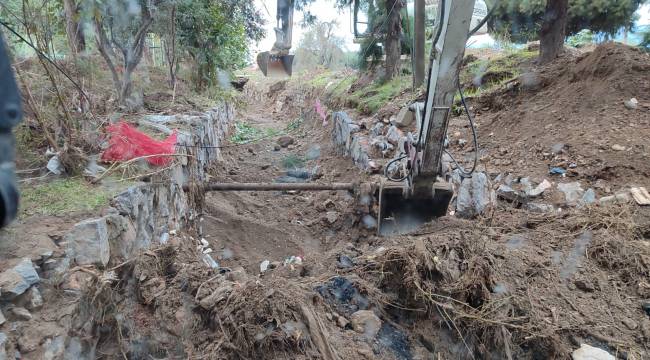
[101,122,177,166]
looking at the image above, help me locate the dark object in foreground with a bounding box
[0,33,22,228]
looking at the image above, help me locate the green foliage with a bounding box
[281,154,305,169]
[20,178,111,216]
[176,0,263,90]
[566,29,595,47]
[294,20,347,71]
[489,0,644,42]
[348,75,410,114]
[229,122,280,144]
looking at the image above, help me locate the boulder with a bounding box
[11,307,32,321]
[103,214,136,261]
[0,258,40,298]
[393,106,414,128]
[42,336,66,360]
[64,218,110,267]
[456,172,496,218]
[27,287,43,310]
[350,310,382,339]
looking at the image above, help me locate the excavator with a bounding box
[258,0,485,234]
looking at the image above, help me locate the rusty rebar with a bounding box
[187,182,357,192]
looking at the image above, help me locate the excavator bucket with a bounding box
[377,180,453,236]
[257,52,294,77]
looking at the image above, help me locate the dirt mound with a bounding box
[68,203,650,359]
[450,43,650,191]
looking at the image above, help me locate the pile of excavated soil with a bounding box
[448,43,650,193]
[73,203,650,359]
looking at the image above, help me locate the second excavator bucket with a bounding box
[377,180,453,236]
[257,52,294,77]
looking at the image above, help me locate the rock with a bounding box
[599,191,632,206]
[277,135,294,148]
[528,179,552,197]
[385,125,402,145]
[611,144,626,151]
[370,122,385,137]
[0,258,40,298]
[456,172,496,218]
[27,287,43,310]
[325,211,339,224]
[350,310,382,339]
[361,215,377,230]
[642,301,650,316]
[580,188,596,206]
[558,182,584,206]
[62,271,92,291]
[0,310,5,326]
[336,315,349,328]
[64,218,110,267]
[630,187,650,206]
[496,184,524,203]
[273,144,281,151]
[574,279,595,292]
[622,318,638,330]
[42,336,65,360]
[0,332,6,359]
[519,72,542,91]
[260,260,270,273]
[526,202,555,213]
[337,255,354,269]
[260,164,271,170]
[551,143,566,154]
[225,267,247,283]
[624,98,638,110]
[103,214,136,261]
[306,145,321,160]
[11,307,32,321]
[393,106,414,128]
[572,344,615,360]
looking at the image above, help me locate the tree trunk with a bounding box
[384,0,404,81]
[164,5,177,89]
[539,0,568,64]
[413,0,425,87]
[62,0,85,56]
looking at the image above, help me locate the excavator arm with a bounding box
[256,0,295,76]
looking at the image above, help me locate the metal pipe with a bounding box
[189,182,357,192]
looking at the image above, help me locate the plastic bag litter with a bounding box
[101,122,177,166]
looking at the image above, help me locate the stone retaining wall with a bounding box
[65,102,235,266]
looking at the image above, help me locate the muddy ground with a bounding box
[0,43,649,359]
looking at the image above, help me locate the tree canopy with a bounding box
[489,0,645,43]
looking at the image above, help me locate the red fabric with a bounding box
[101,122,177,166]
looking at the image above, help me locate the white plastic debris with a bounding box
[283,256,303,267]
[46,155,64,175]
[202,254,219,269]
[624,97,638,110]
[572,344,614,360]
[200,238,209,247]
[527,179,552,197]
[260,260,271,273]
